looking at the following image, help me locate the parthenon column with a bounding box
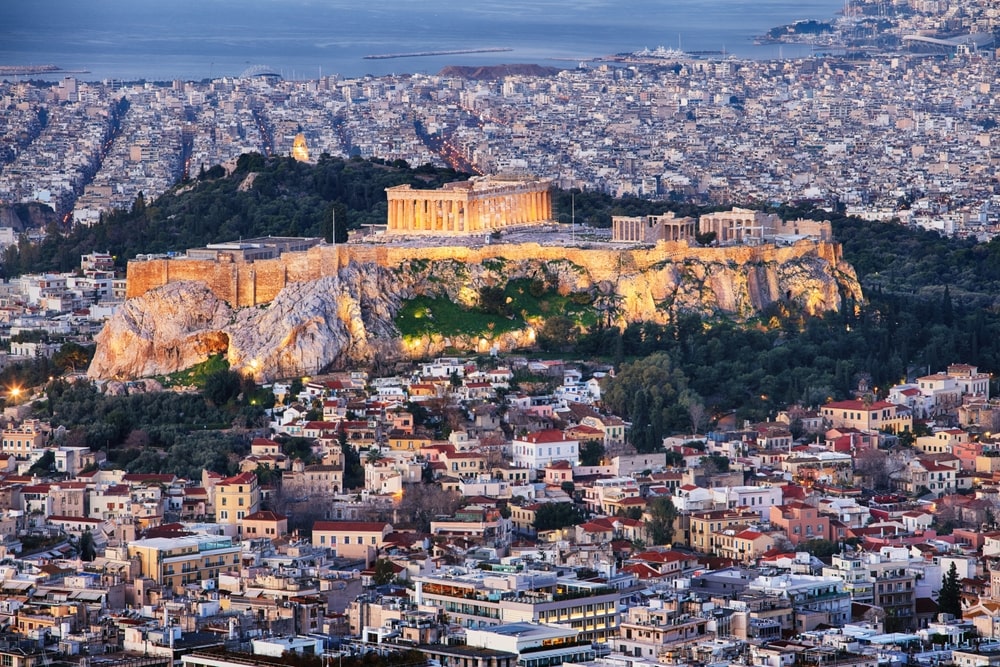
[467,200,478,232]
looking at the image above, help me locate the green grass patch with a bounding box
[396,278,601,343]
[156,354,230,388]
[504,278,599,329]
[396,296,524,339]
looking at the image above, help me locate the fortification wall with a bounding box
[126,239,845,307]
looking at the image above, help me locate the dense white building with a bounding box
[511,429,579,469]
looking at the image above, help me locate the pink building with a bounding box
[769,501,830,545]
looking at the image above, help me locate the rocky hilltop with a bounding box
[89,240,863,381]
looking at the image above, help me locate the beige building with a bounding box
[820,399,912,433]
[242,510,288,539]
[214,472,260,535]
[385,175,551,235]
[688,508,761,553]
[281,460,344,496]
[128,533,241,593]
[312,520,392,564]
[1,419,46,460]
[715,528,775,563]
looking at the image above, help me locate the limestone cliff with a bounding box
[89,241,863,381]
[89,281,232,379]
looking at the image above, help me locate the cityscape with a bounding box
[2,1,1000,667]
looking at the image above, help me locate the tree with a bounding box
[938,561,962,619]
[580,439,604,466]
[695,231,717,246]
[603,353,691,449]
[372,558,396,586]
[52,342,94,374]
[79,529,97,561]
[478,286,508,316]
[341,437,364,490]
[329,203,349,244]
[538,316,578,352]
[203,368,243,406]
[699,454,730,474]
[680,389,706,434]
[397,483,461,533]
[854,448,903,491]
[28,450,55,475]
[645,496,677,546]
[797,538,840,559]
[533,502,585,531]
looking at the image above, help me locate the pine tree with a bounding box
[938,561,962,619]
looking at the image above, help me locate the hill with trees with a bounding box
[5,156,1000,443]
[0,154,469,277]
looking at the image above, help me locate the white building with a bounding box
[511,429,579,469]
[711,485,784,517]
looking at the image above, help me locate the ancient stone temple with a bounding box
[385,175,552,235]
[611,212,698,243]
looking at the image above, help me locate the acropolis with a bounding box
[385,175,552,236]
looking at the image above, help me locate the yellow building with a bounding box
[1,419,46,460]
[387,433,433,452]
[127,533,241,593]
[715,528,776,564]
[214,472,260,535]
[915,428,967,454]
[820,399,912,434]
[688,509,761,554]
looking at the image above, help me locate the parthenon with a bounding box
[385,175,552,235]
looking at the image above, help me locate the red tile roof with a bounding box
[313,521,389,532]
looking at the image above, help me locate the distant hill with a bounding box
[437,64,562,79]
[0,154,470,277]
[0,202,60,232]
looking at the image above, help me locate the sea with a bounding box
[2,0,847,82]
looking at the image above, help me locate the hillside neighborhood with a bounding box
[0,348,999,667]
